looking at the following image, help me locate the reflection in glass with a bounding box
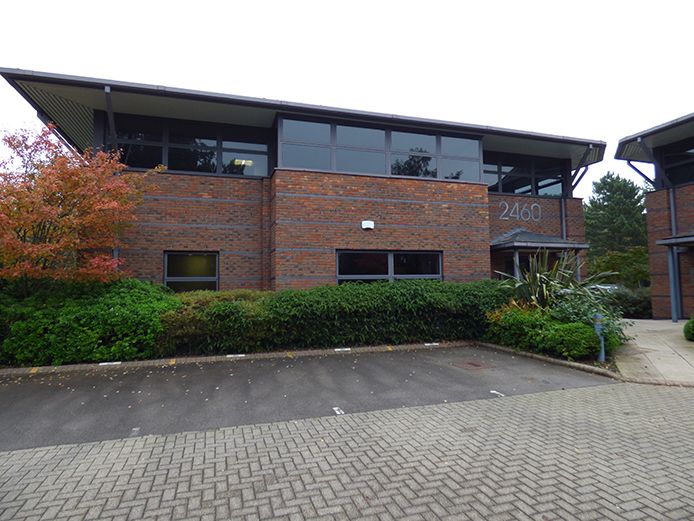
[441,159,480,181]
[485,172,500,191]
[502,175,532,195]
[391,131,435,153]
[337,126,385,148]
[167,254,217,278]
[222,140,268,152]
[119,144,162,168]
[169,121,217,147]
[336,149,386,175]
[115,114,162,142]
[537,178,563,196]
[282,144,331,170]
[222,152,268,176]
[283,119,331,144]
[394,253,440,275]
[391,153,436,178]
[169,148,217,172]
[441,136,479,158]
[338,252,388,276]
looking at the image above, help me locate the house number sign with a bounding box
[499,201,542,222]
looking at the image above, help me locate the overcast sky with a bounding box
[1,0,691,199]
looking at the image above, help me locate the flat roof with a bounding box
[1,68,605,169]
[615,112,694,163]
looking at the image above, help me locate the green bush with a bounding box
[0,279,179,366]
[684,315,694,341]
[607,286,651,319]
[485,306,555,354]
[202,279,511,353]
[544,323,600,360]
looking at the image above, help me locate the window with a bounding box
[108,114,269,177]
[336,251,441,284]
[662,137,694,187]
[484,152,567,197]
[164,252,218,292]
[280,117,481,182]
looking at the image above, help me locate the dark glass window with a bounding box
[338,252,389,276]
[393,253,440,275]
[120,144,162,168]
[108,114,269,176]
[442,136,478,158]
[337,126,385,148]
[441,159,479,181]
[484,151,566,196]
[165,252,218,293]
[283,120,331,144]
[282,144,331,170]
[337,251,442,283]
[391,154,437,178]
[391,131,436,154]
[115,114,162,142]
[336,149,386,175]
[169,148,217,173]
[502,175,532,195]
[221,152,268,176]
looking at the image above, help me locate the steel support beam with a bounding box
[104,86,118,153]
[667,246,681,322]
[626,161,656,189]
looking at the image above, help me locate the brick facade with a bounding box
[121,170,495,291]
[646,184,694,319]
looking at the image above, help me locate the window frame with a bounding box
[279,116,482,183]
[484,151,569,197]
[336,250,442,284]
[102,112,270,178]
[164,252,219,292]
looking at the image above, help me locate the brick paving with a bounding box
[2,382,694,520]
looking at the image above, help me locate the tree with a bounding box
[583,173,647,260]
[0,126,160,296]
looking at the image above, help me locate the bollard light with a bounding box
[594,313,605,363]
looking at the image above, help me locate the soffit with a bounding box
[1,68,605,168]
[616,112,694,163]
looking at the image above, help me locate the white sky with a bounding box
[1,0,691,200]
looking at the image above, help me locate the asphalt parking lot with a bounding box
[0,344,614,451]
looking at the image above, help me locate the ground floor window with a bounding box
[164,252,218,292]
[337,251,441,284]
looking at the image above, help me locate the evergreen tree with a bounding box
[584,173,647,260]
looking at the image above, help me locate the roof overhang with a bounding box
[1,67,605,168]
[615,112,694,163]
[491,228,589,252]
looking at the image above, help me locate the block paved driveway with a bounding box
[1,347,694,520]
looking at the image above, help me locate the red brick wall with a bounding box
[119,173,267,290]
[488,195,586,278]
[270,171,490,290]
[647,185,694,319]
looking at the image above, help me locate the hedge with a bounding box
[1,279,512,367]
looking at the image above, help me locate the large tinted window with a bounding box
[485,151,566,197]
[337,251,441,283]
[280,117,481,182]
[108,114,269,176]
[165,252,218,292]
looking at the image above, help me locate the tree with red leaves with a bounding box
[0,126,161,296]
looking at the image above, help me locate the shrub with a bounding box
[684,315,694,341]
[485,305,556,354]
[607,286,652,319]
[0,279,179,366]
[544,323,600,360]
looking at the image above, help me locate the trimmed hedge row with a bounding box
[0,279,512,367]
[156,279,512,357]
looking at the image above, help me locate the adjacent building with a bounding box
[616,114,694,320]
[1,68,604,292]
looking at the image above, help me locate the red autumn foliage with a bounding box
[0,126,161,295]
